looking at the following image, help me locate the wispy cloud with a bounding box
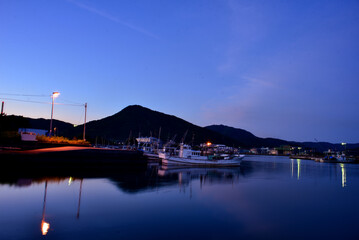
[68,0,160,40]
[241,76,276,88]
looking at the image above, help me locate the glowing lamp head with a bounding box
[341,142,346,146]
[206,142,211,147]
[41,221,50,235]
[52,92,60,98]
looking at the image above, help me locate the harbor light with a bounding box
[206,142,212,147]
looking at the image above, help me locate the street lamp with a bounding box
[49,92,60,136]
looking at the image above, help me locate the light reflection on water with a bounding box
[340,163,347,187]
[0,156,358,240]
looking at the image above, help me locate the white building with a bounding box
[18,128,48,141]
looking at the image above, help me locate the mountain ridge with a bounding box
[205,124,359,152]
[80,105,240,146]
[1,105,358,151]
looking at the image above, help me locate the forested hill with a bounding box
[80,105,239,145]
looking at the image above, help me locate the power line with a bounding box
[56,102,84,107]
[0,93,49,97]
[0,97,84,106]
[60,98,84,106]
[0,97,50,104]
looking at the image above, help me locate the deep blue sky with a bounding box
[1,0,358,143]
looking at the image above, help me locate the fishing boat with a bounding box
[159,144,244,167]
[136,137,161,160]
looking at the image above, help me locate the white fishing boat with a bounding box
[160,144,244,167]
[136,137,161,160]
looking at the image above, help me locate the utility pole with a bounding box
[50,96,54,136]
[83,103,87,141]
[1,101,4,116]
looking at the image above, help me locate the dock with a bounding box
[290,155,357,163]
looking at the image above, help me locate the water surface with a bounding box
[1,156,358,240]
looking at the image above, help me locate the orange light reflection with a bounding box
[41,220,50,235]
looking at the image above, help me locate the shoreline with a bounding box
[0,146,148,174]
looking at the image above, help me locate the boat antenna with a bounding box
[181,130,188,144]
[157,127,161,151]
[164,134,177,148]
[127,130,132,147]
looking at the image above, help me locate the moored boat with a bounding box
[159,144,244,167]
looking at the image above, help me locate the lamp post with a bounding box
[49,92,60,136]
[83,103,87,141]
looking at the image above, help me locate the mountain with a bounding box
[79,105,240,146]
[205,124,359,151]
[27,118,76,137]
[205,125,295,148]
[3,106,358,151]
[0,115,74,136]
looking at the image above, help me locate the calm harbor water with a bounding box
[1,155,359,240]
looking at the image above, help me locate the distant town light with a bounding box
[206,142,212,146]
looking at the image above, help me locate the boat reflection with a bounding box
[158,165,243,186]
[109,165,249,193]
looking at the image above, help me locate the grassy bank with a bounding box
[36,135,90,146]
[0,133,90,150]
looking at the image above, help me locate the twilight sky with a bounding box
[1,0,358,143]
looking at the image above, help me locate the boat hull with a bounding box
[162,155,244,167]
